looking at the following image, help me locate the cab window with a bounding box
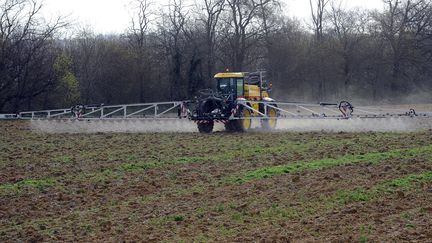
[218,78,230,94]
[236,79,244,96]
[217,78,235,95]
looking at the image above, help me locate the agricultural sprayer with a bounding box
[14,71,432,133]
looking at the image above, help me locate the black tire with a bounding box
[224,121,237,132]
[197,121,214,133]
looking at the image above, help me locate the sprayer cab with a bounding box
[190,71,278,133]
[214,71,272,101]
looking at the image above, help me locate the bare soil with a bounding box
[0,121,431,242]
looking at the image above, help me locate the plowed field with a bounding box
[1,121,431,242]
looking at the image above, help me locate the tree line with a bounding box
[1,0,432,113]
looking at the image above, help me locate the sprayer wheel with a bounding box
[224,121,237,132]
[234,109,252,132]
[197,121,214,133]
[261,107,278,130]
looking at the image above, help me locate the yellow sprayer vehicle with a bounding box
[190,71,278,133]
[18,71,431,133]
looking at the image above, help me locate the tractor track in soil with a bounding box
[0,121,431,242]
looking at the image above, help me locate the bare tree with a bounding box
[4,0,432,111]
[377,0,431,92]
[223,0,274,71]
[309,0,330,42]
[158,0,188,100]
[69,28,99,104]
[308,0,330,100]
[329,2,369,97]
[128,0,152,102]
[0,0,68,112]
[196,0,225,83]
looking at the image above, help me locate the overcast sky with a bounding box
[42,0,384,34]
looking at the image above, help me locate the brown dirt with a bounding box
[0,121,431,242]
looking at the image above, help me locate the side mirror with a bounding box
[267,83,273,91]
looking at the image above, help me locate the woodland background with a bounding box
[1,0,432,112]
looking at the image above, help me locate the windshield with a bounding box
[217,78,234,95]
[216,78,244,98]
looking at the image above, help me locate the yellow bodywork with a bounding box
[214,72,244,78]
[214,72,270,100]
[214,71,273,116]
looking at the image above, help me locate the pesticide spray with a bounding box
[30,116,432,134]
[31,119,199,134]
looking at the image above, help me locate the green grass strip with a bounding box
[0,142,308,195]
[144,171,432,238]
[119,142,309,172]
[0,178,56,194]
[332,171,432,205]
[258,170,432,224]
[2,142,430,197]
[120,156,210,172]
[235,145,432,183]
[118,134,404,173]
